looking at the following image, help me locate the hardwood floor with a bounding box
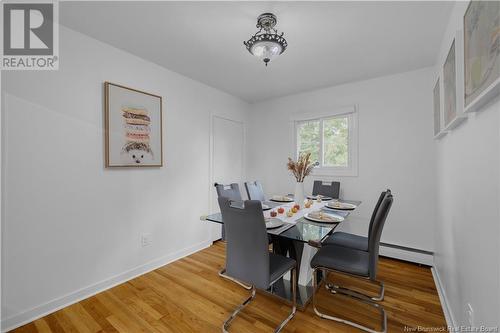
[11,242,446,333]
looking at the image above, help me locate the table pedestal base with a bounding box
[263,274,324,310]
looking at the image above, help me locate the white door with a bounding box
[210,116,244,241]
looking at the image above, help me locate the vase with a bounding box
[294,182,305,205]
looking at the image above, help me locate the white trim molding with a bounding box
[431,266,457,329]
[1,240,212,333]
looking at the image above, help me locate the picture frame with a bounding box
[104,82,163,167]
[442,34,467,131]
[463,0,500,113]
[433,75,447,139]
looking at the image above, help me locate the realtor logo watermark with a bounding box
[1,1,59,70]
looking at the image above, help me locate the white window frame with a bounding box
[293,106,358,177]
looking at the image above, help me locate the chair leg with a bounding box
[222,268,297,333]
[222,286,256,333]
[326,278,385,301]
[273,267,297,333]
[313,267,387,333]
[219,268,253,290]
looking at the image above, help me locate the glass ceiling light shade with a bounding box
[244,13,287,66]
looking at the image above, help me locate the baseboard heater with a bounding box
[213,238,434,266]
[379,242,434,266]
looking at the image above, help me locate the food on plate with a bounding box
[277,207,285,214]
[304,200,312,208]
[326,201,356,210]
[293,204,300,210]
[271,195,293,202]
[286,211,294,217]
[291,207,298,213]
[270,210,277,217]
[308,211,339,223]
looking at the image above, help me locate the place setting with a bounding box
[323,200,357,211]
[265,217,285,229]
[306,194,334,201]
[303,210,345,224]
[269,195,294,203]
[265,217,295,235]
[261,203,272,210]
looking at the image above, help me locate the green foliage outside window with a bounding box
[323,117,348,167]
[297,116,349,167]
[297,121,320,164]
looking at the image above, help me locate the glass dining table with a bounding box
[204,199,362,309]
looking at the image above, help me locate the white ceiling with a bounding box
[61,1,452,103]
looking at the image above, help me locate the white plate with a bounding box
[262,204,271,211]
[304,212,344,224]
[265,218,285,229]
[270,196,294,203]
[307,195,333,201]
[325,202,357,211]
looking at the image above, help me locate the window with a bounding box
[295,111,357,176]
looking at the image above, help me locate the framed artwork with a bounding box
[443,35,467,131]
[104,82,163,167]
[443,39,457,128]
[463,0,500,112]
[433,77,446,139]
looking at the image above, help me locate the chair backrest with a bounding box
[368,189,391,237]
[214,183,242,201]
[312,180,340,199]
[218,197,271,290]
[368,193,393,280]
[245,181,266,201]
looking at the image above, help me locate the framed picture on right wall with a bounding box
[463,0,500,113]
[434,76,447,139]
[442,35,466,131]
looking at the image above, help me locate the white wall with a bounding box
[1,26,248,330]
[0,68,3,328]
[433,2,500,328]
[246,68,436,252]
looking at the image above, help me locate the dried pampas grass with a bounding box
[287,152,314,182]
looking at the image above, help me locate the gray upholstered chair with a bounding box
[214,183,244,285]
[310,193,393,333]
[244,180,266,201]
[312,180,340,199]
[218,197,297,333]
[215,183,243,201]
[322,190,391,253]
[215,183,243,240]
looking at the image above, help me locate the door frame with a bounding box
[208,114,246,241]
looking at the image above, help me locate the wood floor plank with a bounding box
[62,303,101,333]
[10,242,446,333]
[79,298,119,333]
[33,319,52,333]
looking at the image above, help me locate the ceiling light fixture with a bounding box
[244,13,288,66]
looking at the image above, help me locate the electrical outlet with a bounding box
[141,233,152,247]
[466,303,474,327]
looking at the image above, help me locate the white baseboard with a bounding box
[379,245,434,266]
[1,240,212,332]
[431,266,456,328]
